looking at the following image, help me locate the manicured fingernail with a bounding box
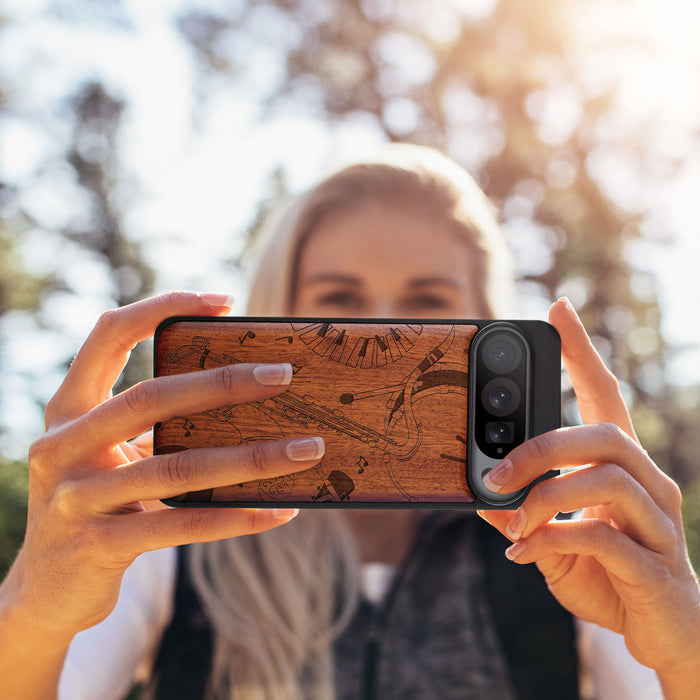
[506,509,527,540]
[557,296,578,319]
[254,363,293,386]
[483,460,512,493]
[505,541,527,561]
[286,437,325,461]
[273,508,299,521]
[199,293,236,308]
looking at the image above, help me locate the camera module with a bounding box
[470,323,531,463]
[467,320,560,507]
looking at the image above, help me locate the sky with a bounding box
[1,0,699,457]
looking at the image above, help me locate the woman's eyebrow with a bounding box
[301,273,362,286]
[407,277,462,289]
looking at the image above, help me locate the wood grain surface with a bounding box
[154,319,479,505]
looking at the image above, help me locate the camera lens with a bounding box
[486,421,514,443]
[489,386,511,411]
[482,334,522,374]
[481,378,521,417]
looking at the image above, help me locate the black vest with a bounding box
[148,514,579,699]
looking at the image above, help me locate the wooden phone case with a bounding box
[153,318,558,508]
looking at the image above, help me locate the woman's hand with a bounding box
[478,298,700,695]
[1,292,324,643]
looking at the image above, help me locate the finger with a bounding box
[126,431,153,460]
[476,509,516,540]
[86,437,325,508]
[67,362,293,455]
[548,298,636,439]
[503,518,663,588]
[47,292,234,424]
[503,464,676,554]
[120,431,152,461]
[109,506,301,558]
[483,423,681,515]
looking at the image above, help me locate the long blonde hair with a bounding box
[188,144,513,699]
[188,513,359,700]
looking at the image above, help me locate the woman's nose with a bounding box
[369,301,399,318]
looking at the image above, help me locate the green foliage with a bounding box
[0,460,28,577]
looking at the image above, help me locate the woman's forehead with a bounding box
[298,203,472,275]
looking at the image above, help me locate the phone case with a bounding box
[153,317,560,508]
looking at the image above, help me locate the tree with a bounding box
[62,80,156,390]
[0,15,156,568]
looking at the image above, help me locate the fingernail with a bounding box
[199,293,236,308]
[254,363,293,386]
[557,296,578,319]
[483,460,512,493]
[286,437,325,461]
[505,541,527,561]
[273,508,299,521]
[506,509,527,540]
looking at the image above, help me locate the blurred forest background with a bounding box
[1,0,700,575]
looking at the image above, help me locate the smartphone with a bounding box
[153,317,560,509]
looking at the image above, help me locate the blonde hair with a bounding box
[189,512,359,700]
[188,144,514,699]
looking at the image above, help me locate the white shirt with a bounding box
[59,548,663,700]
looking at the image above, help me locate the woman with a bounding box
[0,145,698,699]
